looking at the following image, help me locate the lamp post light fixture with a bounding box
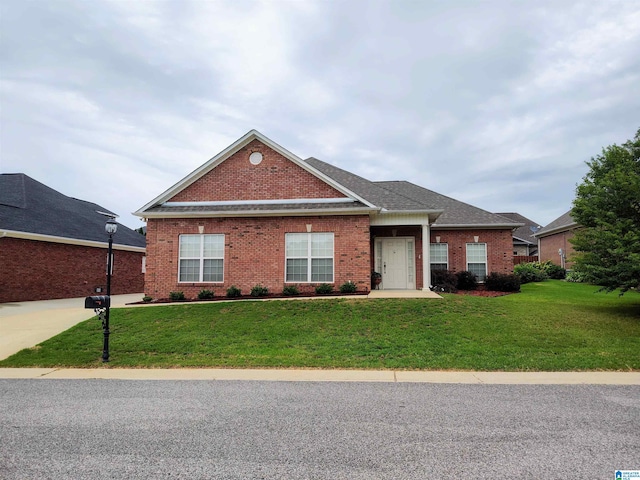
[103,218,118,362]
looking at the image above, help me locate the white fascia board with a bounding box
[533,222,579,238]
[163,198,356,207]
[134,129,377,216]
[0,229,146,253]
[141,207,377,219]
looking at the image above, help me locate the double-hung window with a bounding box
[466,243,487,280]
[430,243,449,271]
[285,233,334,283]
[179,234,224,282]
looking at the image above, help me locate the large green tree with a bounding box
[571,128,640,293]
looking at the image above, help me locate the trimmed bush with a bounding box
[315,283,333,295]
[142,295,153,303]
[197,289,214,300]
[514,263,548,284]
[282,285,300,296]
[169,291,185,301]
[250,285,269,297]
[485,272,521,292]
[456,271,478,290]
[339,281,357,293]
[430,269,458,293]
[226,285,242,298]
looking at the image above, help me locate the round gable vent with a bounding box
[249,152,263,165]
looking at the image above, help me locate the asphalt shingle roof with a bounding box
[0,174,146,248]
[495,212,541,245]
[535,210,577,237]
[305,158,519,227]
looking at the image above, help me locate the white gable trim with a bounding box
[134,130,376,216]
[163,198,356,207]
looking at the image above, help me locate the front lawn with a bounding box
[1,281,638,371]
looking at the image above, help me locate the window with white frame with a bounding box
[430,243,449,271]
[466,243,487,280]
[179,234,224,282]
[285,233,334,282]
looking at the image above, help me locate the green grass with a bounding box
[1,281,638,371]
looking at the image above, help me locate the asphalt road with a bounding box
[1,380,638,479]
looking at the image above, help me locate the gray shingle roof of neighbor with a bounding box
[534,210,578,237]
[495,212,541,245]
[0,173,146,248]
[305,158,521,227]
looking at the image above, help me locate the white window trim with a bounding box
[429,243,449,270]
[178,234,225,283]
[285,232,334,283]
[466,243,488,279]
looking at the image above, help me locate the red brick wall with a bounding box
[538,230,576,269]
[431,229,515,276]
[370,227,514,288]
[170,140,345,202]
[145,215,371,299]
[0,237,145,303]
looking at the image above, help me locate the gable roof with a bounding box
[306,158,519,228]
[136,130,522,229]
[135,130,377,217]
[0,174,146,250]
[534,210,578,237]
[495,212,541,245]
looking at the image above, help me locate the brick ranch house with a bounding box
[0,174,146,303]
[534,210,578,269]
[135,130,521,298]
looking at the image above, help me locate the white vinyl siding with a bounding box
[179,234,224,282]
[466,243,487,280]
[285,233,334,283]
[430,243,449,271]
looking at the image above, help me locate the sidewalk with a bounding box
[0,367,638,384]
[0,293,143,360]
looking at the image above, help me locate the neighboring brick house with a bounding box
[534,210,578,269]
[0,174,146,303]
[135,130,520,297]
[496,212,540,257]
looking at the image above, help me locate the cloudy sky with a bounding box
[1,0,639,230]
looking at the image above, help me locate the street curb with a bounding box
[1,368,638,384]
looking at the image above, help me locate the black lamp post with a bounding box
[103,218,118,362]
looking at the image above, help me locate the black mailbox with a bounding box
[85,295,110,309]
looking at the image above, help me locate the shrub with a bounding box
[430,269,458,293]
[226,285,242,298]
[197,289,214,300]
[250,284,269,297]
[339,281,357,293]
[566,270,589,283]
[282,285,300,296]
[485,272,521,292]
[315,283,333,295]
[541,262,567,280]
[142,295,152,303]
[169,291,185,301]
[455,271,478,290]
[514,263,548,284]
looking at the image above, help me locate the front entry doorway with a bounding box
[374,237,416,290]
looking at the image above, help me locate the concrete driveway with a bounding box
[0,294,143,360]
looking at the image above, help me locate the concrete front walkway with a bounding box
[0,293,143,360]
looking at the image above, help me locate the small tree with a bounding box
[571,128,640,294]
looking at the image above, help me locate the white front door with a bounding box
[382,238,408,289]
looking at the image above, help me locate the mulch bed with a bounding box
[128,291,369,305]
